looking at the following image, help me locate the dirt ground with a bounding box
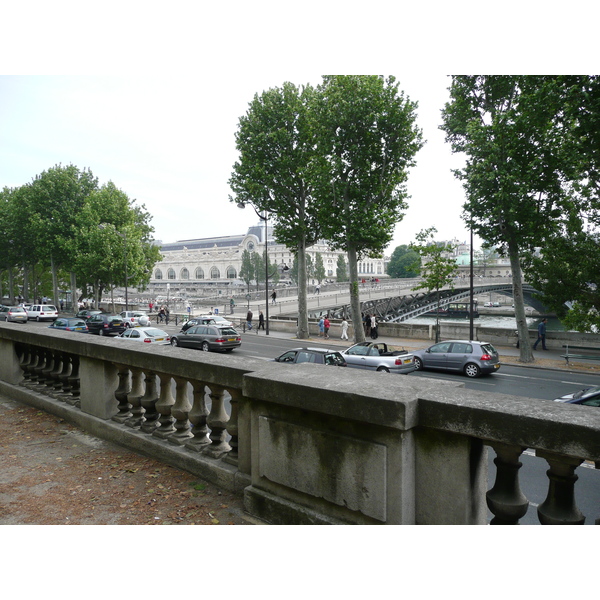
[0,396,258,525]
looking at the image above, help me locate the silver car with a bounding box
[341,342,416,374]
[412,340,500,378]
[0,305,28,323]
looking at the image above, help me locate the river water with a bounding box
[406,314,566,331]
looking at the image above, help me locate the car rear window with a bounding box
[219,327,238,336]
[481,344,497,355]
[144,328,166,337]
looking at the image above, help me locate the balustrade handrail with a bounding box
[1,322,598,525]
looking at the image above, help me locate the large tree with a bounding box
[311,75,424,342]
[229,82,321,339]
[313,75,423,341]
[441,76,581,362]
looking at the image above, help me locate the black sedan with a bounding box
[86,314,126,336]
[274,348,347,367]
[75,309,104,320]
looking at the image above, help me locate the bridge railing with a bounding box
[1,323,598,524]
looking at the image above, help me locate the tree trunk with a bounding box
[347,245,365,343]
[507,235,534,363]
[51,255,59,309]
[296,241,310,339]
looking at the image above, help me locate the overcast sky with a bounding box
[1,3,593,257]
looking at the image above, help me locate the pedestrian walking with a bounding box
[341,319,349,340]
[271,290,277,304]
[324,316,330,338]
[318,317,325,337]
[364,314,371,337]
[230,297,235,314]
[158,306,166,323]
[533,318,548,350]
[246,309,253,331]
[149,301,153,313]
[370,315,378,339]
[258,310,265,330]
[315,284,320,295]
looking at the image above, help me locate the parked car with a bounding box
[199,314,233,327]
[412,340,500,378]
[119,311,150,327]
[554,386,600,407]
[170,324,241,352]
[180,315,217,332]
[115,327,170,344]
[48,317,89,332]
[0,305,28,324]
[25,304,59,321]
[274,348,347,367]
[75,309,104,320]
[87,313,127,336]
[340,342,415,374]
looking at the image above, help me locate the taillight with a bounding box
[481,354,492,361]
[215,338,225,343]
[103,324,109,328]
[395,358,402,365]
[143,338,151,343]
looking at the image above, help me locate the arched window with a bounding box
[155,269,163,280]
[210,267,220,279]
[195,267,204,280]
[167,268,176,280]
[226,266,237,279]
[180,268,189,280]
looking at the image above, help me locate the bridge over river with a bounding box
[227,277,544,323]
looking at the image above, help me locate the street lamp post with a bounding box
[237,202,270,336]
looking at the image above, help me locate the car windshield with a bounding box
[574,386,600,399]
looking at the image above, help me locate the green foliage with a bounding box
[0,167,159,303]
[314,253,326,283]
[336,254,348,282]
[441,75,600,341]
[386,244,421,278]
[410,228,458,294]
[239,249,254,290]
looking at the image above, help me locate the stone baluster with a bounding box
[185,381,211,452]
[49,352,68,397]
[125,368,146,428]
[33,349,54,391]
[168,377,193,445]
[536,450,585,525]
[111,365,132,423]
[17,345,35,383]
[153,373,175,439]
[486,443,529,524]
[140,372,160,434]
[204,384,231,458]
[46,351,64,392]
[223,388,241,464]
[55,354,73,399]
[65,356,81,407]
[27,347,47,387]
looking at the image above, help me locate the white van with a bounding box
[27,304,59,321]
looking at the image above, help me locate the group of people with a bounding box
[363,314,378,339]
[246,309,266,331]
[157,305,170,324]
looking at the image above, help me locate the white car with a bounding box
[198,314,233,327]
[26,304,59,321]
[114,327,170,345]
[119,311,150,327]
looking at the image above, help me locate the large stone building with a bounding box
[151,224,387,287]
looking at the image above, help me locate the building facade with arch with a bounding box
[151,225,387,287]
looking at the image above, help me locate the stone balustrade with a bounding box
[1,323,599,525]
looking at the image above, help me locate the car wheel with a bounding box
[171,338,179,346]
[201,341,210,352]
[413,357,423,371]
[376,366,390,373]
[464,363,481,378]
